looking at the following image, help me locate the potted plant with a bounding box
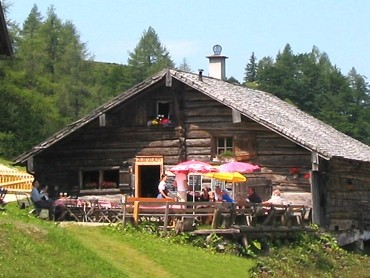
[217,150,235,162]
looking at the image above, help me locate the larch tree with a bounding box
[178,58,192,72]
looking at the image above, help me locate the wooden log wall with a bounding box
[34,80,312,200]
[326,159,370,231]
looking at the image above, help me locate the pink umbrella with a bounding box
[219,161,260,199]
[170,160,218,174]
[170,160,218,202]
[220,161,260,173]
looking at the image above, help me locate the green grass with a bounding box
[0,202,254,277]
[1,201,370,278]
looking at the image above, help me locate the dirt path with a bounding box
[66,226,173,278]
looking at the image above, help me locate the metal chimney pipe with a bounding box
[198,69,204,81]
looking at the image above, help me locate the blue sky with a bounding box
[6,0,370,82]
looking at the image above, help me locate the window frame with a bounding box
[80,168,119,190]
[216,137,234,155]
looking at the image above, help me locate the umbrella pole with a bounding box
[232,182,235,199]
[192,173,196,225]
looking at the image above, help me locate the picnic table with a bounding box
[54,196,122,222]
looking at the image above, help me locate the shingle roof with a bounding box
[13,68,370,164]
[171,69,370,162]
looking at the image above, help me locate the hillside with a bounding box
[1,201,370,277]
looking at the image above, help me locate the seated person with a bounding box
[40,185,50,200]
[214,186,223,202]
[221,189,234,203]
[187,190,200,202]
[246,187,262,203]
[208,191,215,202]
[199,187,211,202]
[262,189,284,206]
[31,181,55,220]
[214,186,234,203]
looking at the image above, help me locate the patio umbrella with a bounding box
[203,172,247,183]
[169,160,219,174]
[220,161,260,173]
[219,161,260,198]
[169,160,218,202]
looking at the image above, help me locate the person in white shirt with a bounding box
[157,174,172,199]
[262,189,284,205]
[174,172,189,202]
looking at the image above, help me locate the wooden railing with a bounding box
[0,170,33,192]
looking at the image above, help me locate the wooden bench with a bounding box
[249,204,309,227]
[121,199,229,232]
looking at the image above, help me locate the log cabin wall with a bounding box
[325,158,370,231]
[180,86,312,203]
[32,79,312,202]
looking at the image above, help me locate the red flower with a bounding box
[289,167,300,175]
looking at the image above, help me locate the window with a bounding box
[157,101,170,118]
[217,137,233,155]
[81,169,119,190]
[188,174,202,192]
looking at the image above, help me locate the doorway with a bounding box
[139,165,160,197]
[134,156,164,197]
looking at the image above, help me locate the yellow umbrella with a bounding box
[203,172,247,183]
[203,172,247,199]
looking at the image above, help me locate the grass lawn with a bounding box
[1,198,370,278]
[0,202,254,277]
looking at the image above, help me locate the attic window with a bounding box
[157,101,170,118]
[147,101,173,127]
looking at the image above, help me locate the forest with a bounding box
[0,4,369,160]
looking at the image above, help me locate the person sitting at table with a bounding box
[31,180,55,220]
[246,187,262,203]
[262,189,284,205]
[40,185,50,201]
[157,174,172,199]
[214,186,234,203]
[199,187,211,201]
[214,186,223,202]
[208,191,215,202]
[221,188,234,203]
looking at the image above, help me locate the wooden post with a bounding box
[121,194,127,228]
[212,209,221,229]
[133,201,140,226]
[241,235,249,249]
[163,202,170,236]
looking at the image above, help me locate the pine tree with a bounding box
[127,26,174,84]
[244,52,258,83]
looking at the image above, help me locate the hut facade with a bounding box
[14,47,370,247]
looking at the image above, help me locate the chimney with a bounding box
[206,45,228,80]
[198,69,204,81]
